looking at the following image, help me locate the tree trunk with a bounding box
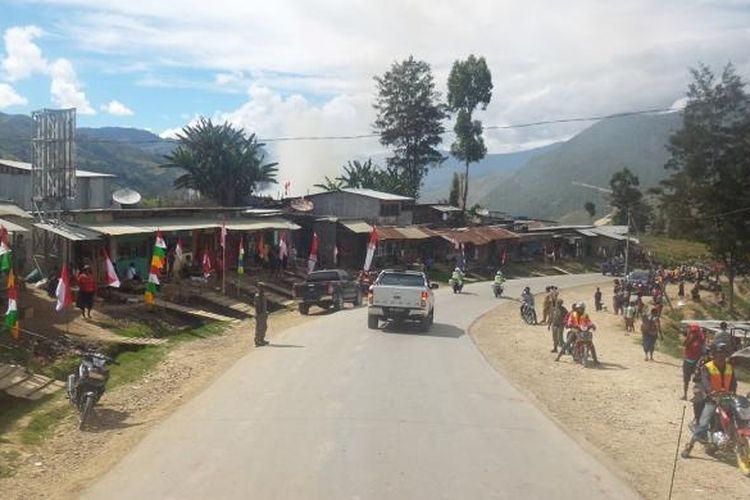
[462,160,470,213]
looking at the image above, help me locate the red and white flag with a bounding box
[501,247,508,265]
[279,232,288,260]
[55,264,73,312]
[220,222,227,248]
[103,250,121,288]
[202,247,213,278]
[363,226,379,271]
[307,233,319,274]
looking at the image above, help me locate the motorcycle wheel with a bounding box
[79,394,95,430]
[736,435,750,476]
[582,346,590,368]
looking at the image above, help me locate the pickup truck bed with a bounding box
[367,270,436,331]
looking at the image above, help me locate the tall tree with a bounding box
[609,167,649,231]
[448,172,462,207]
[447,55,493,211]
[373,56,447,198]
[661,63,750,311]
[162,118,277,205]
[584,201,596,219]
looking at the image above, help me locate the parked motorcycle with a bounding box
[67,351,118,430]
[491,282,504,298]
[687,393,750,475]
[449,278,464,294]
[520,302,537,324]
[572,326,597,368]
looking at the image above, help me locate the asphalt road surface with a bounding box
[81,274,640,500]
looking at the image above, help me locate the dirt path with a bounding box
[1,309,312,500]
[471,283,749,500]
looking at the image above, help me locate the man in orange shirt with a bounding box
[76,265,96,319]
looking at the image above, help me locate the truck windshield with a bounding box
[378,273,425,287]
[307,271,339,282]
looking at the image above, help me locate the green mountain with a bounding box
[477,112,683,219]
[419,142,561,204]
[0,112,177,196]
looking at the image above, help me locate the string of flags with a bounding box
[1,226,19,339]
[144,231,167,305]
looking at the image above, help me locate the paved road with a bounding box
[81,274,639,500]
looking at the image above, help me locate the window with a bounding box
[378,273,425,287]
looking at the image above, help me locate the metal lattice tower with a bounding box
[31,108,77,212]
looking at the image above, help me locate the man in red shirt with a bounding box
[682,323,706,400]
[76,265,97,319]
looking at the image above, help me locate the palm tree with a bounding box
[161,118,278,206]
[313,176,344,191]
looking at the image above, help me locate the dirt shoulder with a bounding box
[1,309,310,500]
[470,282,749,500]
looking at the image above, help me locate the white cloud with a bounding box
[48,58,95,114]
[1,25,47,81]
[0,83,28,107]
[216,84,382,195]
[101,99,134,116]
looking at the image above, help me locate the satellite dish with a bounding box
[112,188,142,206]
[290,197,314,212]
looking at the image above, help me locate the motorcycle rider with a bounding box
[520,286,536,324]
[556,302,598,364]
[451,267,464,286]
[494,269,505,286]
[682,341,737,458]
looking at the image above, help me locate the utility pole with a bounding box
[624,208,631,277]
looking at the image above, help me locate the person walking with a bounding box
[594,287,603,312]
[640,307,662,361]
[682,324,706,400]
[541,287,553,325]
[76,265,96,319]
[548,299,568,353]
[254,283,269,347]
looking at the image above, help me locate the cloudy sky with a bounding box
[1,0,749,192]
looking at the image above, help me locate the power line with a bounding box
[665,205,750,221]
[0,105,683,146]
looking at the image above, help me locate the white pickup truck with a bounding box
[367,270,438,331]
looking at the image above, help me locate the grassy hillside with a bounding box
[478,112,683,218]
[0,112,177,196]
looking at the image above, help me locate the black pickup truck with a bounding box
[292,269,362,315]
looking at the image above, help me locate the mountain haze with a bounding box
[0,112,177,196]
[478,112,683,219]
[419,143,561,204]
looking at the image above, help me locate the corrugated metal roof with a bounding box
[0,159,115,178]
[340,221,373,234]
[375,226,405,240]
[0,218,28,233]
[226,218,300,231]
[83,218,220,236]
[0,202,32,219]
[395,226,433,240]
[34,222,103,241]
[429,205,462,213]
[340,188,414,202]
[436,226,519,245]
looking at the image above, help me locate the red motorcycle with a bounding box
[694,393,750,476]
[571,326,597,368]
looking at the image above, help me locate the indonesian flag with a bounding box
[501,247,508,265]
[284,180,291,196]
[307,233,319,274]
[363,227,378,271]
[55,264,73,312]
[0,226,11,274]
[5,269,19,338]
[202,247,213,277]
[174,238,184,272]
[103,250,120,288]
[144,231,167,305]
[238,239,245,275]
[279,232,288,259]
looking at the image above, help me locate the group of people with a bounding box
[610,279,665,361]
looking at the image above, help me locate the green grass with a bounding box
[0,449,21,478]
[20,404,71,445]
[113,322,154,338]
[640,235,709,265]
